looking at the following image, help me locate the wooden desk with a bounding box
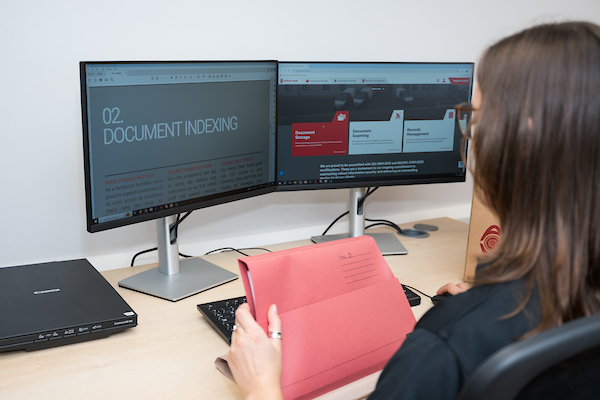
[0,217,467,399]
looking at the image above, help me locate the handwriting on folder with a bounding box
[235,236,416,400]
[338,251,382,284]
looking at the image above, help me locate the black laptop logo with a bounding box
[33,288,61,295]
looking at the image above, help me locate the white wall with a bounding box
[1,0,599,271]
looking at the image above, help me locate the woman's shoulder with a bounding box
[413,279,539,374]
[418,279,538,343]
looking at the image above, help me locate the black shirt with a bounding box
[369,279,540,399]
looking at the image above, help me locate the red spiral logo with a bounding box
[480,225,501,253]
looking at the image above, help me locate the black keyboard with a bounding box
[197,296,247,344]
[197,285,421,344]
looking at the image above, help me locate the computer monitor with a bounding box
[276,62,474,253]
[80,60,278,301]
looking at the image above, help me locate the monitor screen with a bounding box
[276,62,474,191]
[80,61,278,233]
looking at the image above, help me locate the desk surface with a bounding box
[0,217,467,399]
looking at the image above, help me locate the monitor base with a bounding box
[311,232,407,256]
[119,257,238,302]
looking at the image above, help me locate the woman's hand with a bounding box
[227,303,284,400]
[437,282,471,296]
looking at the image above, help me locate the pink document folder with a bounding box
[238,236,416,400]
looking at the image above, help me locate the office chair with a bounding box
[459,312,600,400]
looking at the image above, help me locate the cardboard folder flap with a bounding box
[260,278,415,400]
[238,236,393,319]
[238,259,256,316]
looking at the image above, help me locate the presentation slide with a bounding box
[403,109,456,153]
[88,80,272,223]
[348,110,404,155]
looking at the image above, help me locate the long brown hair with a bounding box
[472,21,600,334]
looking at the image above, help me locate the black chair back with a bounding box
[459,313,600,400]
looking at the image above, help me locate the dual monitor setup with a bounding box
[80,60,474,301]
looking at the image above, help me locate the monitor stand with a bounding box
[311,188,408,255]
[119,216,238,301]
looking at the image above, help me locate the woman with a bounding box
[227,21,600,399]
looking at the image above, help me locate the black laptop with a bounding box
[0,259,137,352]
